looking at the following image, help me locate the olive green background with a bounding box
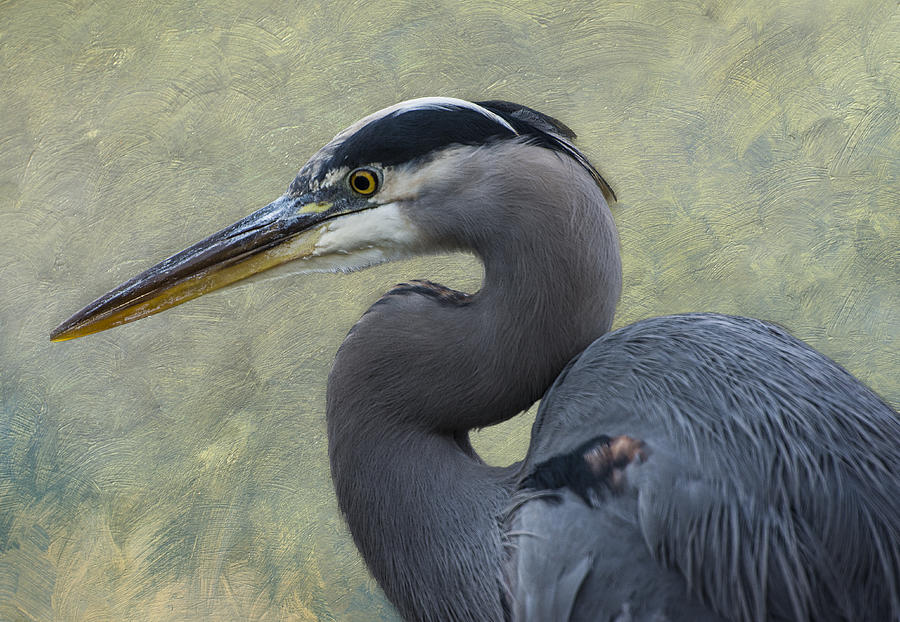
[1,0,897,620]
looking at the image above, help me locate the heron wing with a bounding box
[509,313,900,621]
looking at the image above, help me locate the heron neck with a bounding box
[328,420,512,620]
[326,161,620,619]
[467,161,622,425]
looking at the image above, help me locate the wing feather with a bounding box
[511,313,900,621]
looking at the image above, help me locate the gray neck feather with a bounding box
[326,144,621,621]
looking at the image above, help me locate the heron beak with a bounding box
[50,192,339,342]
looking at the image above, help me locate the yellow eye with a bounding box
[349,168,379,195]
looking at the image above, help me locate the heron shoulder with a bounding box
[512,312,900,621]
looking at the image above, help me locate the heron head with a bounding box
[51,97,613,341]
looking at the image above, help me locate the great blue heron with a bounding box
[52,97,899,621]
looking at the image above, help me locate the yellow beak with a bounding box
[51,193,337,342]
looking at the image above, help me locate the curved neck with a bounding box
[326,158,620,620]
[327,422,512,621]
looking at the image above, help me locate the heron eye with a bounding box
[349,168,379,195]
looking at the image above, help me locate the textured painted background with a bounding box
[1,0,897,620]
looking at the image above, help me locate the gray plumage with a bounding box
[52,98,900,622]
[326,138,620,621]
[510,314,899,621]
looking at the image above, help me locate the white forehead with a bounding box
[332,97,517,142]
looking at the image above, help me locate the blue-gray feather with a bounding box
[511,313,899,621]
